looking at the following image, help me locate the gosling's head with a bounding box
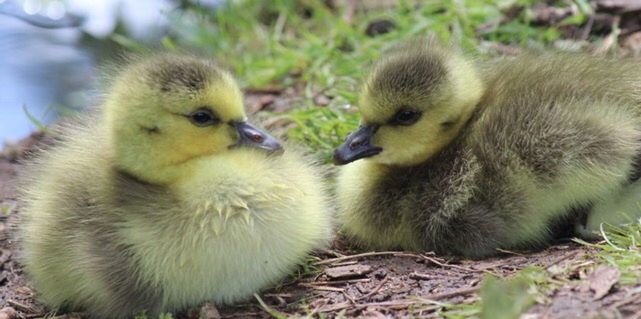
[104,54,282,184]
[334,41,483,166]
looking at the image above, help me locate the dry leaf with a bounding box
[588,265,620,300]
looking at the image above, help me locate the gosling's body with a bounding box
[20,55,332,318]
[336,46,641,258]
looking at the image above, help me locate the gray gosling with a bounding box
[334,40,641,258]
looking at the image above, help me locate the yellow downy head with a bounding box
[334,40,484,167]
[104,54,282,184]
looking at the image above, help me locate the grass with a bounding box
[156,0,577,161]
[167,0,568,88]
[575,221,641,286]
[105,0,586,161]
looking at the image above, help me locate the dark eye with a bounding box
[187,108,219,127]
[392,109,421,126]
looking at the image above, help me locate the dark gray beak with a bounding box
[333,124,382,165]
[230,121,283,154]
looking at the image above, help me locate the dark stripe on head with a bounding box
[369,52,447,103]
[144,56,222,93]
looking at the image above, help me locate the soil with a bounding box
[1,132,640,319]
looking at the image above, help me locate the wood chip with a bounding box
[324,264,372,280]
[409,272,431,281]
[199,302,221,319]
[0,307,16,319]
[588,265,620,300]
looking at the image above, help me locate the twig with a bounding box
[495,248,527,256]
[315,251,403,265]
[299,284,344,292]
[316,301,351,313]
[409,271,432,280]
[358,277,389,300]
[342,291,357,304]
[422,286,480,301]
[263,293,294,298]
[580,14,595,40]
[304,278,370,285]
[330,260,359,267]
[253,294,288,318]
[319,251,499,274]
[594,16,621,55]
[545,250,580,269]
[320,249,345,258]
[316,286,481,313]
[394,253,498,275]
[6,301,34,314]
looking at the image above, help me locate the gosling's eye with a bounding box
[187,108,219,127]
[391,109,421,126]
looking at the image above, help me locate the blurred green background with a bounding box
[2,0,639,161]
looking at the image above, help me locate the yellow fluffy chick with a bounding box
[334,39,641,258]
[19,54,332,318]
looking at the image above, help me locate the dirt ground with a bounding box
[1,131,641,319]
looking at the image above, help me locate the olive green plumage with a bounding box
[19,54,333,318]
[334,40,641,258]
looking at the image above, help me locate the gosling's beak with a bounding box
[230,121,283,154]
[333,124,382,165]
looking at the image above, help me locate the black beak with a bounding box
[230,121,283,154]
[333,124,382,165]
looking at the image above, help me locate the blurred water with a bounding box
[0,16,93,146]
[0,0,175,147]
